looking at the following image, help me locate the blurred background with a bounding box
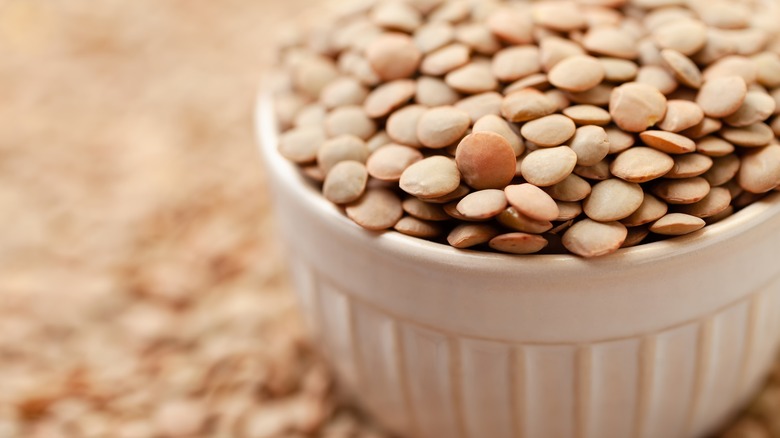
[0,0,382,436]
[1,0,779,437]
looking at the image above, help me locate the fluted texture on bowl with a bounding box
[291,258,780,438]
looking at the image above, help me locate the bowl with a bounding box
[256,95,780,438]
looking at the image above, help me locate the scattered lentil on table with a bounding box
[274,0,780,258]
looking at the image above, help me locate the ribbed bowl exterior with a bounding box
[257,98,780,438]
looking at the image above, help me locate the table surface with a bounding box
[0,0,778,436]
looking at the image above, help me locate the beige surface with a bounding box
[0,0,778,436]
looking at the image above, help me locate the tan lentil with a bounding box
[609,82,668,132]
[639,130,696,154]
[345,188,404,230]
[417,106,471,149]
[447,224,500,248]
[584,179,644,221]
[649,213,706,235]
[563,105,612,126]
[521,146,579,187]
[399,156,461,199]
[505,183,560,222]
[653,177,711,204]
[489,232,549,254]
[323,161,369,204]
[611,147,674,183]
[456,189,508,220]
[621,194,668,227]
[562,219,628,257]
[394,216,444,238]
[520,114,577,147]
[366,144,423,182]
[569,125,610,166]
[402,197,451,221]
[544,174,592,202]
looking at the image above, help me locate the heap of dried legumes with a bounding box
[273,0,780,257]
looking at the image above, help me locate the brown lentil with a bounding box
[489,232,549,255]
[447,224,500,248]
[456,132,517,189]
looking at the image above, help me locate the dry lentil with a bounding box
[500,88,556,122]
[520,114,576,147]
[621,194,668,227]
[569,125,610,166]
[456,189,508,220]
[491,46,541,83]
[497,207,554,234]
[489,232,548,254]
[402,197,451,221]
[544,174,592,202]
[366,33,422,81]
[399,156,461,199]
[611,147,674,183]
[653,177,711,204]
[345,188,404,231]
[456,132,516,189]
[562,219,627,257]
[563,105,612,126]
[317,135,369,174]
[366,144,423,182]
[505,183,560,222]
[609,82,667,132]
[520,146,578,187]
[323,161,369,204]
[394,216,444,238]
[649,213,706,235]
[447,223,500,248]
[417,106,471,149]
[584,179,644,221]
[657,100,705,132]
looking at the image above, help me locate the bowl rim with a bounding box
[256,93,780,269]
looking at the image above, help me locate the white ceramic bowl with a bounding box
[256,96,780,438]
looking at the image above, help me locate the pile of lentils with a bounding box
[273,0,780,257]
